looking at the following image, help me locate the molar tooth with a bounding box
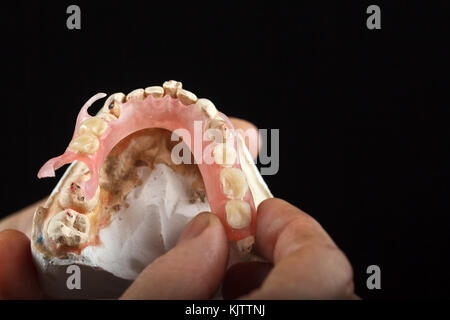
[145,86,164,98]
[73,214,87,233]
[176,88,198,105]
[225,200,251,229]
[220,168,249,200]
[78,117,108,137]
[68,134,99,154]
[213,143,237,167]
[162,80,182,97]
[196,98,218,118]
[46,209,90,247]
[126,88,145,101]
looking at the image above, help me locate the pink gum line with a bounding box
[37,93,257,240]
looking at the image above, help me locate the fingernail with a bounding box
[178,213,211,243]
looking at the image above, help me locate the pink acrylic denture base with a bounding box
[38,93,257,240]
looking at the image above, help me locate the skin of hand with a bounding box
[121,198,356,299]
[0,198,356,299]
[0,118,356,299]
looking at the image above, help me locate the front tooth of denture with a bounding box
[195,98,218,118]
[144,86,164,98]
[162,80,182,97]
[103,93,125,118]
[68,134,99,154]
[225,200,251,229]
[213,143,237,167]
[126,89,145,101]
[46,209,90,247]
[176,88,197,105]
[78,117,108,137]
[220,168,249,200]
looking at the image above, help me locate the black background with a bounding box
[0,1,449,299]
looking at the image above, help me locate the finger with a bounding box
[0,198,47,238]
[0,230,43,299]
[230,117,261,159]
[222,262,272,300]
[121,212,229,300]
[243,198,355,299]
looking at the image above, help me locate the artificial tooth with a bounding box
[97,113,118,122]
[46,209,90,247]
[176,88,198,105]
[205,117,230,143]
[219,168,249,200]
[68,134,99,154]
[102,93,125,118]
[78,117,108,137]
[126,88,145,101]
[162,80,182,97]
[225,200,251,229]
[99,92,126,120]
[103,93,125,107]
[144,86,164,98]
[196,98,218,118]
[73,214,88,233]
[213,143,237,167]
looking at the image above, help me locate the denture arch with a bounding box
[38,81,258,241]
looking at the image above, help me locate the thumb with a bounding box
[0,230,43,299]
[121,212,229,299]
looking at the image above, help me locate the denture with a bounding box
[32,80,272,298]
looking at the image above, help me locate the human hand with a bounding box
[121,198,356,300]
[0,198,355,299]
[222,198,357,299]
[0,116,355,300]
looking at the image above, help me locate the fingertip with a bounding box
[255,198,329,263]
[177,212,214,244]
[0,230,42,299]
[255,198,299,261]
[250,200,356,299]
[230,117,257,130]
[257,198,301,217]
[121,212,229,299]
[0,230,32,268]
[0,229,28,243]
